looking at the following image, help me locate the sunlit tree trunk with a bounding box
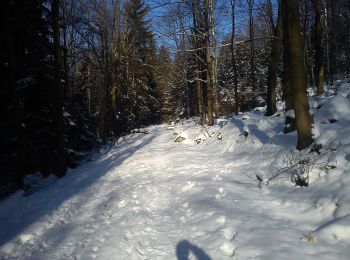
[230,0,239,115]
[248,0,256,91]
[204,0,214,126]
[265,1,282,116]
[284,0,314,150]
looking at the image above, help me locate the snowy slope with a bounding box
[0,82,350,260]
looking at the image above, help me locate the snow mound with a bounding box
[337,82,350,98]
[315,215,350,243]
[316,95,350,122]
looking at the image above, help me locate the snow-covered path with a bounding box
[1,116,350,259]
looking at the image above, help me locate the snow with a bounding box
[0,82,350,259]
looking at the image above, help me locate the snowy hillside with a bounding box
[0,81,350,260]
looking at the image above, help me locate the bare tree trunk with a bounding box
[265,0,282,116]
[282,0,296,134]
[314,0,324,95]
[52,0,67,177]
[328,0,335,85]
[204,0,214,126]
[248,0,256,92]
[302,0,311,88]
[195,68,205,125]
[192,0,205,125]
[324,1,330,83]
[230,0,239,115]
[209,0,220,117]
[284,0,313,150]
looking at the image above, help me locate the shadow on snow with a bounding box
[0,132,157,248]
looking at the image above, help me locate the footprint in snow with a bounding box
[216,216,226,225]
[215,187,227,200]
[220,241,236,257]
[205,211,216,217]
[212,174,223,181]
[186,209,194,218]
[118,200,127,208]
[221,227,237,241]
[144,227,153,233]
[182,181,196,191]
[221,168,231,174]
[182,202,189,208]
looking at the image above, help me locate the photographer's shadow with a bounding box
[176,240,212,260]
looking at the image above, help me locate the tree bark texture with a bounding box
[284,0,314,150]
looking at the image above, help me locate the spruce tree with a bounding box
[125,0,160,128]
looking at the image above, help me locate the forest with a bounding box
[0,0,350,259]
[1,0,349,195]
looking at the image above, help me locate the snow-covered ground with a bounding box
[0,81,350,260]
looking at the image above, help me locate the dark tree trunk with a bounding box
[3,0,25,187]
[282,0,296,134]
[52,0,67,177]
[314,0,324,95]
[328,0,335,85]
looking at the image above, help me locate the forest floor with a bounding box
[1,81,350,260]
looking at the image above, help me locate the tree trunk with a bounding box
[52,0,67,177]
[209,0,220,117]
[204,0,214,126]
[248,0,256,92]
[282,0,296,134]
[284,0,313,150]
[230,0,239,116]
[195,68,205,125]
[265,1,282,116]
[328,0,335,85]
[192,0,205,126]
[3,0,25,187]
[314,0,324,95]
